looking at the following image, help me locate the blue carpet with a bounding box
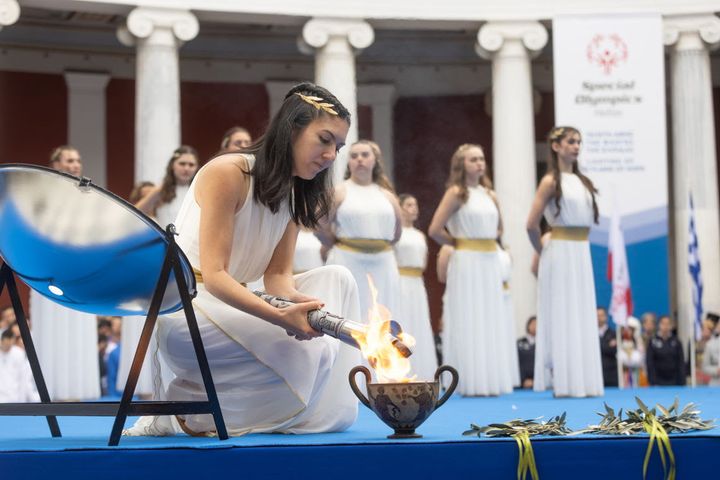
[0,387,718,479]
[0,386,718,451]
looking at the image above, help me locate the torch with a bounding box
[252,291,413,358]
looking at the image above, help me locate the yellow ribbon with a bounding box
[336,238,392,253]
[642,417,675,480]
[513,431,539,480]
[455,238,497,252]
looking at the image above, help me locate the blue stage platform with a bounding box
[1,387,717,479]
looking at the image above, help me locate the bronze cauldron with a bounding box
[349,365,459,439]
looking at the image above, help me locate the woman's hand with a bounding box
[278,300,325,341]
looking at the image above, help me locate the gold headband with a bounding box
[549,127,565,140]
[295,93,338,116]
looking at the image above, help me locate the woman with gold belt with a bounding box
[319,140,402,324]
[428,144,512,396]
[526,126,603,397]
[394,194,438,381]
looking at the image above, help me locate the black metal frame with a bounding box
[0,226,228,446]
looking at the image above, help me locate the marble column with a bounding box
[358,84,397,181]
[64,71,111,187]
[0,0,19,31]
[300,18,374,184]
[664,14,720,341]
[117,7,199,184]
[476,21,548,337]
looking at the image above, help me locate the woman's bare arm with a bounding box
[428,187,462,246]
[527,175,555,254]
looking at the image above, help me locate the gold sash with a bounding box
[502,281,510,291]
[398,267,424,277]
[336,238,392,254]
[455,238,497,252]
[551,226,590,241]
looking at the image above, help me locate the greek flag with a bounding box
[688,193,703,341]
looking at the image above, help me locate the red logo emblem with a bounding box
[586,34,628,75]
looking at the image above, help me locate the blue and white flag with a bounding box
[688,193,703,340]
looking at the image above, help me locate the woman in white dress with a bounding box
[527,126,603,397]
[136,145,199,229]
[497,245,521,388]
[118,151,199,398]
[320,140,402,322]
[31,145,99,401]
[394,194,438,381]
[428,144,511,396]
[126,82,361,437]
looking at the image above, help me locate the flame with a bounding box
[352,275,416,383]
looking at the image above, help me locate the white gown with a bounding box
[327,180,400,322]
[294,229,324,273]
[117,185,190,396]
[533,173,604,397]
[30,291,100,400]
[444,186,510,396]
[393,226,438,381]
[498,248,521,388]
[128,157,361,436]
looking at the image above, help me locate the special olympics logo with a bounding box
[586,34,628,75]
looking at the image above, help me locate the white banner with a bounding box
[553,14,669,317]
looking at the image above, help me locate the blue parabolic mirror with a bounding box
[0,164,195,316]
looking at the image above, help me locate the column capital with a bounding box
[358,83,396,106]
[663,14,720,52]
[300,17,374,54]
[64,71,111,93]
[117,7,199,48]
[476,21,548,60]
[0,0,20,29]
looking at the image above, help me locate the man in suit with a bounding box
[598,307,618,387]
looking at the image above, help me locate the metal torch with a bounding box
[252,291,413,358]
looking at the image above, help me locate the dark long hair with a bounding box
[160,145,199,204]
[244,82,351,228]
[547,126,599,224]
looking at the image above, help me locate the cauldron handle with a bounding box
[434,365,459,408]
[349,365,372,408]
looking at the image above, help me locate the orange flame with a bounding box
[352,275,416,383]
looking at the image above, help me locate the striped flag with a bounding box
[688,193,703,340]
[608,207,632,326]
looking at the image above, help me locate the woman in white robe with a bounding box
[125,82,361,436]
[118,151,199,398]
[320,140,402,323]
[527,126,603,397]
[428,144,512,396]
[30,145,99,401]
[394,194,438,381]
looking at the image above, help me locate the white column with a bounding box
[0,0,19,31]
[476,21,548,337]
[358,83,397,181]
[64,71,111,187]
[265,80,301,117]
[664,15,720,342]
[117,7,199,184]
[300,18,374,184]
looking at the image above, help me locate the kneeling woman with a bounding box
[127,83,362,436]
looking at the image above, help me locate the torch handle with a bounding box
[251,291,360,348]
